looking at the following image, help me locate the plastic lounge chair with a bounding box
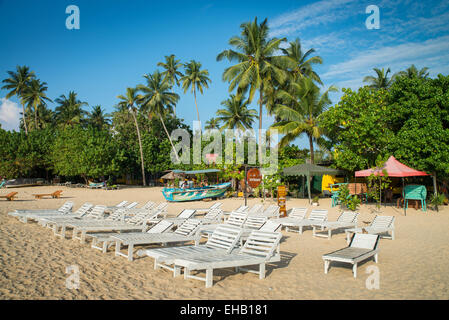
[222,205,249,218]
[345,215,395,244]
[172,230,283,288]
[9,201,74,223]
[38,203,94,228]
[68,207,149,244]
[33,190,63,199]
[9,200,73,216]
[106,200,128,210]
[53,205,108,239]
[322,233,380,278]
[89,219,175,253]
[147,209,196,227]
[289,209,328,234]
[0,192,18,201]
[191,202,223,214]
[137,224,244,276]
[249,204,280,218]
[111,219,203,261]
[190,209,223,225]
[198,211,248,239]
[272,207,308,233]
[312,211,359,239]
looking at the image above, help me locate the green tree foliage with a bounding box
[0,128,55,178]
[320,87,394,171]
[51,126,125,183]
[320,75,449,179]
[386,75,449,177]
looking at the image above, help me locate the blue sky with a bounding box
[1,0,449,148]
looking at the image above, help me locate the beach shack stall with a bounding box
[355,156,429,215]
[283,163,345,204]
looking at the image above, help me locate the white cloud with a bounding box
[321,35,449,80]
[269,0,358,37]
[0,98,21,131]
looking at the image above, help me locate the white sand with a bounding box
[1,185,448,299]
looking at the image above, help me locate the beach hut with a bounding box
[355,156,429,215]
[283,163,344,203]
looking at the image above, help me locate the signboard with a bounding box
[247,168,262,188]
[277,185,287,217]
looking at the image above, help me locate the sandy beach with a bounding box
[1,185,448,300]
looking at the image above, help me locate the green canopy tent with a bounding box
[283,163,345,203]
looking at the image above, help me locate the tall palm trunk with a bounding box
[34,103,38,130]
[131,111,146,186]
[172,90,177,117]
[159,114,180,162]
[258,89,263,165]
[193,87,200,123]
[21,102,28,135]
[308,134,314,164]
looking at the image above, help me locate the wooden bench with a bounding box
[0,192,18,201]
[33,190,63,199]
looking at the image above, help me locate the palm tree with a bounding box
[363,67,394,90]
[394,64,429,79]
[1,65,35,134]
[181,60,211,123]
[26,103,54,130]
[21,79,52,130]
[117,87,146,186]
[54,91,88,127]
[282,38,323,84]
[216,95,258,131]
[138,70,180,161]
[217,17,291,161]
[88,105,111,130]
[270,77,337,164]
[205,117,221,130]
[158,55,183,117]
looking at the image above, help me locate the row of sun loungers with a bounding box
[6,200,394,284]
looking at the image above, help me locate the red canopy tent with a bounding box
[355,156,429,177]
[355,156,429,215]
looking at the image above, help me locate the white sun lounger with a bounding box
[285,209,328,234]
[8,201,74,222]
[191,202,223,214]
[84,208,169,251]
[111,219,203,261]
[37,203,94,226]
[89,220,175,253]
[148,208,196,226]
[106,200,128,209]
[312,211,359,239]
[272,207,308,233]
[345,215,395,244]
[323,233,380,278]
[198,211,248,239]
[44,204,106,238]
[138,224,244,276]
[172,230,283,288]
[249,204,280,218]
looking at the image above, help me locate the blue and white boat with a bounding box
[162,182,231,202]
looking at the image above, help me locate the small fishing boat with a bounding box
[162,182,231,202]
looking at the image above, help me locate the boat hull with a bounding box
[162,182,231,202]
